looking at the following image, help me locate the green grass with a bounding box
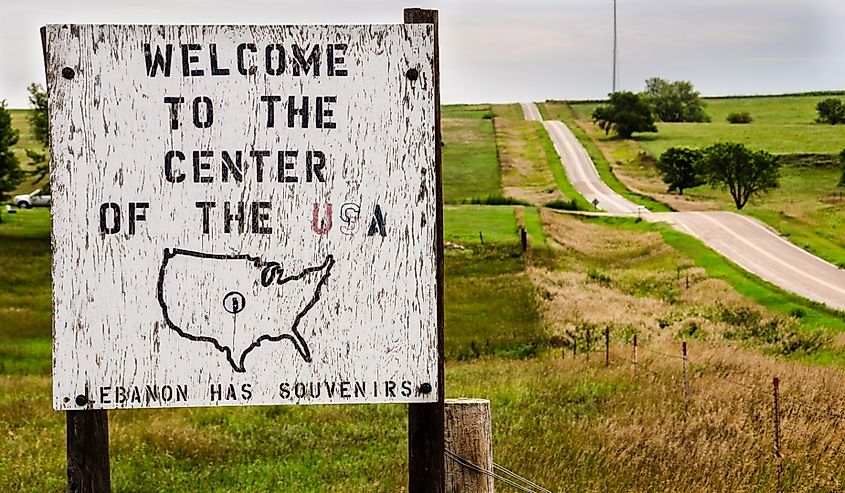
[441,104,501,203]
[0,209,52,376]
[539,102,673,212]
[522,206,547,248]
[568,95,845,157]
[443,205,519,245]
[584,215,845,364]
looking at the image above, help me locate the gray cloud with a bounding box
[1,0,843,107]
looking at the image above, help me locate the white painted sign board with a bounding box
[45,24,438,410]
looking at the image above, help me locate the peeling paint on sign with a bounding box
[45,24,438,410]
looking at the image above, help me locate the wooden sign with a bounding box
[45,24,439,410]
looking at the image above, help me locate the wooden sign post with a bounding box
[44,8,443,491]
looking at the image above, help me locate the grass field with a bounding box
[6,98,845,491]
[559,96,845,267]
[568,95,845,157]
[489,104,595,211]
[441,104,501,203]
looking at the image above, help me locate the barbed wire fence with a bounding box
[579,331,845,493]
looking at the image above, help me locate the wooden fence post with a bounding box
[773,377,783,493]
[604,327,609,367]
[633,334,638,377]
[479,231,484,245]
[406,8,445,493]
[572,334,577,358]
[586,328,591,360]
[445,399,494,493]
[520,227,527,253]
[682,341,689,414]
[67,409,110,493]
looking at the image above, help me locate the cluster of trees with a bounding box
[0,84,49,220]
[816,98,845,125]
[592,77,709,139]
[656,142,780,209]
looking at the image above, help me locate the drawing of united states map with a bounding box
[157,249,335,373]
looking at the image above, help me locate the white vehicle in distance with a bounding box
[13,188,51,208]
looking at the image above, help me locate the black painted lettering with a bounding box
[278,150,298,183]
[115,386,126,403]
[237,43,257,75]
[144,44,173,77]
[315,96,336,129]
[224,202,245,234]
[131,387,141,403]
[128,202,149,235]
[210,383,222,401]
[176,385,188,401]
[249,150,270,182]
[251,201,272,234]
[195,202,216,234]
[354,381,366,397]
[340,381,351,398]
[306,150,326,183]
[221,150,244,182]
[287,96,309,128]
[265,44,285,75]
[292,44,321,76]
[327,43,347,76]
[192,150,213,183]
[209,44,230,76]
[180,44,204,76]
[385,380,397,398]
[226,384,237,400]
[161,385,173,402]
[192,96,213,128]
[241,383,252,400]
[164,150,186,183]
[145,385,159,402]
[368,205,387,237]
[294,382,306,399]
[260,95,282,127]
[99,202,120,234]
[401,380,412,397]
[163,96,184,130]
[99,387,111,404]
[279,382,291,399]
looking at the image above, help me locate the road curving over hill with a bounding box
[522,101,845,312]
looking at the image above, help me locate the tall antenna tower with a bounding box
[612,0,618,93]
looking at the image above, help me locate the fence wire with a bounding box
[445,449,551,493]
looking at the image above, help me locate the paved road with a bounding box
[522,102,845,311]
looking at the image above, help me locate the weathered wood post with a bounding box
[604,326,610,367]
[682,341,689,414]
[633,334,638,377]
[445,399,494,493]
[520,227,527,253]
[406,8,446,493]
[773,377,783,493]
[66,410,110,493]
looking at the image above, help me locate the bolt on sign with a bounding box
[45,24,438,410]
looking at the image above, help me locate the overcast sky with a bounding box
[1,0,843,107]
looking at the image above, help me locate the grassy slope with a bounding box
[538,102,673,212]
[441,104,501,203]
[568,96,845,267]
[569,95,845,156]
[489,103,595,211]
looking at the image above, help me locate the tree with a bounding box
[656,147,704,195]
[0,100,25,221]
[591,91,657,139]
[642,77,710,122]
[816,98,845,125]
[26,83,49,182]
[700,142,780,209]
